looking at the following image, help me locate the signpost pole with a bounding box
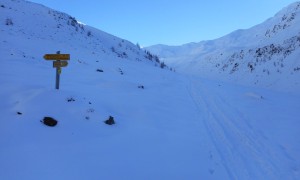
[55,51,60,90]
[55,65,60,90]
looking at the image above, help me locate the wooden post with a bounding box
[55,66,61,90]
[55,51,60,90]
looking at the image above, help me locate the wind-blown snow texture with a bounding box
[147,2,300,93]
[1,0,299,180]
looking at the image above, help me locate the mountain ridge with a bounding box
[1,0,167,70]
[146,2,300,92]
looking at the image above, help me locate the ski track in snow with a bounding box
[186,77,297,179]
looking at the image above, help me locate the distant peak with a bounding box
[274,1,300,17]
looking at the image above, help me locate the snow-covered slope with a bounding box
[146,2,300,92]
[1,0,165,68]
[1,1,299,180]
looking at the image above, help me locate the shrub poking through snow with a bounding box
[118,68,124,75]
[66,97,75,102]
[104,116,115,125]
[5,18,13,26]
[41,117,58,127]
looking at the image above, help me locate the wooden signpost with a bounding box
[53,61,68,68]
[44,54,70,60]
[44,53,70,90]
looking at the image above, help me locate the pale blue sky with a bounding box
[30,0,297,46]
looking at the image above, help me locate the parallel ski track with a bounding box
[186,78,290,179]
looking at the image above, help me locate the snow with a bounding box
[0,0,299,179]
[146,2,300,93]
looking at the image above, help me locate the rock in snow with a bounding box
[42,117,58,127]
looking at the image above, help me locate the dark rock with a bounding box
[17,112,22,115]
[104,116,115,125]
[138,85,144,89]
[42,117,58,127]
[96,69,104,72]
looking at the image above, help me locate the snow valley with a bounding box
[0,0,299,180]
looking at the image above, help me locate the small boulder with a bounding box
[104,116,115,125]
[42,117,58,127]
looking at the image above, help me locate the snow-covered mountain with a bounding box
[1,1,299,180]
[146,2,300,92]
[1,0,166,69]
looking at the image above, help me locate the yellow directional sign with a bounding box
[53,61,68,68]
[44,54,70,60]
